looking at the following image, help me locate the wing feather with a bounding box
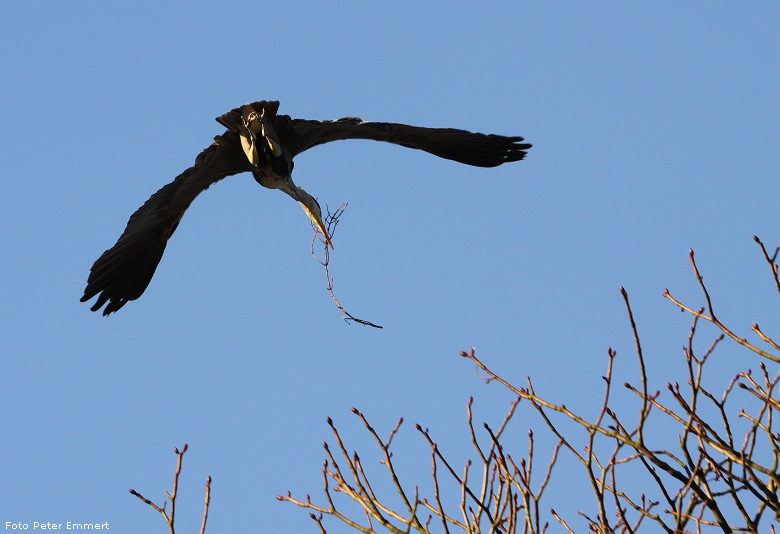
[80,132,250,315]
[274,116,532,167]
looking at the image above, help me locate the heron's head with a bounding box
[285,183,334,250]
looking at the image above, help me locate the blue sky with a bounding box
[2,2,779,532]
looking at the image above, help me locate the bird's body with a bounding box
[81,101,532,315]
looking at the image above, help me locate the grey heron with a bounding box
[81,100,532,315]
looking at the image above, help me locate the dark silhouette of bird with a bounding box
[81,100,532,315]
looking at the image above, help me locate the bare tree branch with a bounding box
[281,239,780,533]
[130,444,212,534]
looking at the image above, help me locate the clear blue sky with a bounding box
[2,2,779,532]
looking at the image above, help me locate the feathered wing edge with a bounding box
[275,116,532,167]
[80,132,250,315]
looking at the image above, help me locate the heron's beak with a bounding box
[281,180,333,249]
[299,198,334,249]
[293,189,333,249]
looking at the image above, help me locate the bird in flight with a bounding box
[81,100,532,315]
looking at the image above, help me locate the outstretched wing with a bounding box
[80,131,251,315]
[273,115,532,167]
[217,100,531,167]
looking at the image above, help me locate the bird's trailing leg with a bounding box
[239,115,260,165]
[240,104,282,159]
[258,107,282,157]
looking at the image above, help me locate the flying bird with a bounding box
[81,100,532,315]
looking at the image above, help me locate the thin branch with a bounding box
[199,476,212,534]
[129,444,210,534]
[312,203,383,328]
[664,250,780,363]
[754,236,780,296]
